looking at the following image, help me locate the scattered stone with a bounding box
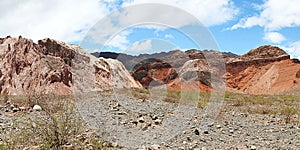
[150,144,160,150]
[203,130,209,134]
[152,115,158,120]
[111,142,118,147]
[250,145,257,150]
[19,106,26,111]
[229,129,234,134]
[33,105,42,111]
[138,117,145,123]
[12,107,19,112]
[154,119,162,125]
[63,144,74,150]
[194,129,200,135]
[216,125,222,129]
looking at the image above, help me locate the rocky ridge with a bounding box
[0,36,141,95]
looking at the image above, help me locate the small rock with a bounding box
[12,107,19,112]
[152,115,158,120]
[203,130,209,134]
[216,125,221,129]
[229,129,234,133]
[150,144,160,150]
[117,111,127,115]
[154,119,162,125]
[250,145,257,150]
[138,117,145,123]
[33,105,42,111]
[63,145,74,150]
[19,106,26,111]
[194,129,200,135]
[111,142,118,147]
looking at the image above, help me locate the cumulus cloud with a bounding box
[0,0,238,51]
[0,0,109,42]
[230,0,300,31]
[106,30,131,50]
[281,41,300,59]
[127,40,152,52]
[263,32,286,44]
[122,0,238,27]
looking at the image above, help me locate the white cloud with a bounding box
[263,32,286,44]
[164,34,174,39]
[127,40,152,52]
[122,0,238,27]
[281,41,300,59]
[0,0,238,52]
[231,0,300,31]
[106,30,131,50]
[0,0,109,42]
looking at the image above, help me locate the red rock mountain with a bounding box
[226,45,300,94]
[109,45,300,94]
[0,36,141,95]
[1,36,299,95]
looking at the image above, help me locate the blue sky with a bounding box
[1,0,300,58]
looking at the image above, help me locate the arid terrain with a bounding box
[0,36,300,149]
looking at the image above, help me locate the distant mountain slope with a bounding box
[226,45,300,94]
[93,46,300,94]
[92,50,237,71]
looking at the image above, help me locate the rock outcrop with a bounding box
[226,45,300,94]
[0,36,141,95]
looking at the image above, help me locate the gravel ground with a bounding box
[1,91,300,149]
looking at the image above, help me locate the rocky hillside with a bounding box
[226,45,300,94]
[0,36,141,95]
[94,46,300,94]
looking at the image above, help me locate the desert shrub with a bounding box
[130,88,150,101]
[1,96,84,150]
[281,105,299,124]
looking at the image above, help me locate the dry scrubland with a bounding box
[0,89,299,149]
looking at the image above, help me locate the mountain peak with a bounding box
[243,45,288,59]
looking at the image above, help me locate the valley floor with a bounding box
[0,90,299,149]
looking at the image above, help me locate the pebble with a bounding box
[19,106,26,111]
[194,129,200,135]
[138,117,145,123]
[150,144,160,150]
[33,105,42,111]
[203,130,209,134]
[154,119,162,125]
[250,145,257,150]
[12,107,19,112]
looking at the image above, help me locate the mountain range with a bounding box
[1,36,300,95]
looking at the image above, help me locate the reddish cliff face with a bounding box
[131,59,178,88]
[0,36,73,95]
[0,36,141,95]
[131,51,226,92]
[131,45,300,94]
[225,45,300,94]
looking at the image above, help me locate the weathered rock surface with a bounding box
[226,45,300,94]
[0,36,141,95]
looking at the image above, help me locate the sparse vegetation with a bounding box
[0,94,108,149]
[224,92,300,123]
[281,105,299,124]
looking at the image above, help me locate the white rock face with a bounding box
[0,36,142,95]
